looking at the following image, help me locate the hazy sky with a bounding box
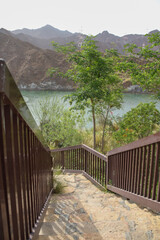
[1,0,160,36]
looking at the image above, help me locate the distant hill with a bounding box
[12,24,73,39]
[11,25,159,54]
[0,31,74,90]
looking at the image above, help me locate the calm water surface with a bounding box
[21,90,160,127]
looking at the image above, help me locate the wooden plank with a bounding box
[148,144,155,199]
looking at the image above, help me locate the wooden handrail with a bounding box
[108,132,160,156]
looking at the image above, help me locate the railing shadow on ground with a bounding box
[0,59,53,240]
[51,137,160,213]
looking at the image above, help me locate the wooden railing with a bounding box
[108,133,160,212]
[51,136,160,213]
[51,144,108,189]
[0,59,53,240]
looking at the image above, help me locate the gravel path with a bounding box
[33,173,160,240]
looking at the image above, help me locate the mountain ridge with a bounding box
[10,25,159,54]
[12,24,73,39]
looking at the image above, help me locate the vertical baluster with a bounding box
[100,158,102,185]
[94,155,96,180]
[117,154,120,188]
[119,152,123,189]
[69,150,73,169]
[125,152,128,190]
[105,160,107,187]
[125,151,129,191]
[144,145,151,197]
[74,149,76,170]
[137,147,142,195]
[85,150,87,173]
[24,124,32,232]
[79,148,81,170]
[13,113,26,239]
[114,155,117,187]
[76,149,78,170]
[90,153,92,177]
[77,148,79,170]
[128,150,132,192]
[123,152,127,190]
[122,152,125,189]
[157,171,160,201]
[97,157,100,183]
[4,104,21,240]
[131,149,136,193]
[0,147,10,240]
[102,160,104,186]
[0,96,10,240]
[93,154,95,178]
[140,146,146,196]
[30,132,36,227]
[94,155,98,180]
[148,144,155,198]
[95,155,97,181]
[35,138,40,217]
[73,149,75,170]
[152,143,160,200]
[98,157,100,183]
[134,148,139,194]
[69,150,71,169]
[61,151,64,169]
[123,152,126,190]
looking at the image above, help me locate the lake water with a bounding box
[21,90,160,128]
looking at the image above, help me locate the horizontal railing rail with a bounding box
[108,132,160,156]
[0,59,53,240]
[51,134,160,213]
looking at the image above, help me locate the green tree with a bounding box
[114,102,160,145]
[49,36,123,149]
[120,32,160,97]
[34,98,84,148]
[96,87,122,152]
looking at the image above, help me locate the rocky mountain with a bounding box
[13,31,87,50]
[95,31,149,53]
[0,31,74,90]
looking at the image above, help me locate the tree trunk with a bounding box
[101,119,107,153]
[101,109,109,153]
[91,100,96,149]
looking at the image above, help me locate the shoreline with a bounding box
[20,88,152,95]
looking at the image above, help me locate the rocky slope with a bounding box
[0,31,74,90]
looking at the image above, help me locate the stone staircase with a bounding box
[32,175,102,240]
[32,173,160,240]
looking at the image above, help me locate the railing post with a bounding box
[85,150,87,173]
[106,153,108,186]
[51,155,53,189]
[61,151,64,169]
